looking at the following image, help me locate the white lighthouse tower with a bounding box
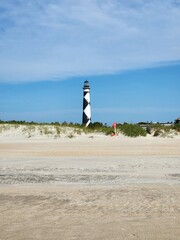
[82,80,91,126]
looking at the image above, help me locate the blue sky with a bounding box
[0,0,180,124]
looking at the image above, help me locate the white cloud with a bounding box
[0,0,180,82]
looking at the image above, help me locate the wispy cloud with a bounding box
[0,0,180,82]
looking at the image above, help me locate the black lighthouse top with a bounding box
[83,80,90,90]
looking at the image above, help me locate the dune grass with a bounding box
[0,120,179,138]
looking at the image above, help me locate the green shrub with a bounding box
[118,124,147,137]
[88,122,112,135]
[174,124,180,132]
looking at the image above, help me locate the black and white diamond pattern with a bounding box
[82,85,91,126]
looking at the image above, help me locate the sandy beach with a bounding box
[0,134,180,240]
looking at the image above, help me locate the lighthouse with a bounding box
[82,80,91,126]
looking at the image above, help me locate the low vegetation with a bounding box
[174,124,180,132]
[117,123,147,137]
[0,120,179,138]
